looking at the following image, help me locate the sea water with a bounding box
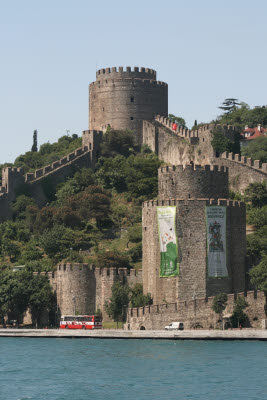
[0,338,266,400]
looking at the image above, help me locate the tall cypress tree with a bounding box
[31,129,38,152]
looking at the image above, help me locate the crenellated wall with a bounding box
[210,152,267,193]
[144,117,266,193]
[126,290,266,330]
[53,264,142,320]
[158,164,229,200]
[142,198,246,305]
[0,130,103,215]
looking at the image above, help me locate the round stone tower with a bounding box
[89,66,168,144]
[158,164,229,200]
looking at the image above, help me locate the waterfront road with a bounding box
[0,329,267,340]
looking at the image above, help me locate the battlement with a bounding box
[221,152,267,174]
[155,115,197,138]
[128,290,265,328]
[25,145,90,183]
[57,263,93,272]
[143,198,244,208]
[57,263,141,277]
[96,66,157,81]
[155,115,237,137]
[158,164,229,200]
[159,164,228,174]
[90,78,167,88]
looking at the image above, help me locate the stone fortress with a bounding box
[1,66,267,327]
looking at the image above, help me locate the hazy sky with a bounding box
[0,0,266,163]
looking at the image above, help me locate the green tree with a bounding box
[104,281,129,327]
[168,114,187,128]
[244,182,267,208]
[1,239,20,262]
[28,274,56,328]
[247,206,267,229]
[219,98,240,114]
[241,137,267,163]
[6,269,31,325]
[31,129,38,152]
[100,129,137,158]
[231,296,249,328]
[96,251,130,269]
[211,293,228,328]
[12,195,35,220]
[249,256,267,293]
[246,226,267,266]
[130,283,152,308]
[39,225,66,257]
[211,126,240,155]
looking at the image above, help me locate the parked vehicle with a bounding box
[165,322,184,331]
[60,315,102,329]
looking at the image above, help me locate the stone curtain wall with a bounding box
[54,264,142,320]
[210,153,267,193]
[142,199,246,305]
[0,130,102,218]
[158,164,229,200]
[89,67,168,144]
[127,290,266,330]
[143,118,267,193]
[143,119,238,169]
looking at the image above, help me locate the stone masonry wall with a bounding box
[210,152,267,193]
[142,199,246,305]
[158,164,229,200]
[0,130,103,216]
[127,290,266,330]
[54,264,142,321]
[143,118,267,193]
[89,67,168,144]
[143,119,237,167]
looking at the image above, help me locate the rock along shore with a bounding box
[0,329,267,340]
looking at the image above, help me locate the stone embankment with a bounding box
[0,329,267,340]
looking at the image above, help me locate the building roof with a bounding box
[241,125,267,141]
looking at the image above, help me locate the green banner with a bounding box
[157,207,179,277]
[206,206,228,277]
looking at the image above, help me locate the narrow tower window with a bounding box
[130,117,134,120]
[131,97,134,103]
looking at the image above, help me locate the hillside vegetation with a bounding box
[0,130,161,273]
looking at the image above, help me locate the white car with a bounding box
[165,322,184,331]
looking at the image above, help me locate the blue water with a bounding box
[0,339,267,400]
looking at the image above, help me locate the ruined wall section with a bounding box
[158,164,229,200]
[142,199,246,305]
[127,290,266,330]
[89,66,168,144]
[210,152,267,193]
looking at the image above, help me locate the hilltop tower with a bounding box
[89,66,168,144]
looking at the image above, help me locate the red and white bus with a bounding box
[60,315,102,329]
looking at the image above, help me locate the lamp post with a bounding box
[192,290,197,329]
[72,296,76,316]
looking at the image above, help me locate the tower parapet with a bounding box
[96,66,157,81]
[89,66,168,144]
[158,164,229,200]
